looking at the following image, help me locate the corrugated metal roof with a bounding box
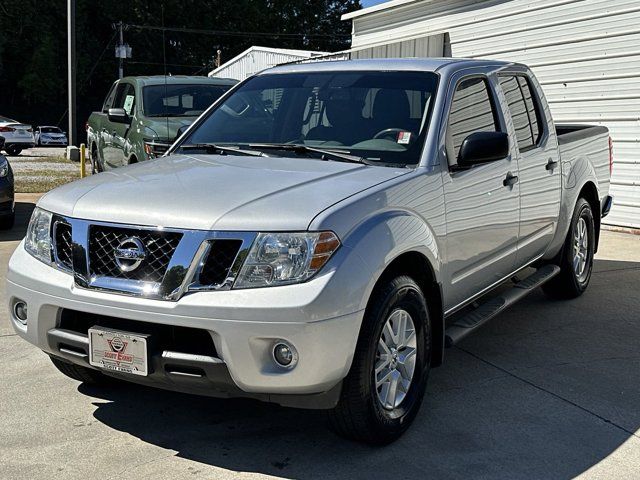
[208,46,330,80]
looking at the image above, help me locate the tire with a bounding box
[0,212,15,230]
[50,356,114,385]
[128,155,138,165]
[542,198,595,299]
[6,146,21,156]
[91,146,103,174]
[328,275,431,444]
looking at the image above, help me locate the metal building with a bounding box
[342,0,640,229]
[209,46,329,81]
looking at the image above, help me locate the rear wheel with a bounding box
[91,146,103,173]
[50,356,114,385]
[328,275,431,444]
[542,198,595,299]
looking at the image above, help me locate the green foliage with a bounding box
[0,0,360,137]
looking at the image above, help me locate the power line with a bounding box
[56,30,118,128]
[127,23,351,38]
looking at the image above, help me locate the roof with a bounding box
[262,57,513,75]
[341,0,423,20]
[121,75,238,86]
[209,46,330,77]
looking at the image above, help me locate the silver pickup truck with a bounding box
[8,59,613,444]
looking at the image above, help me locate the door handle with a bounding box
[503,172,519,187]
[546,158,559,171]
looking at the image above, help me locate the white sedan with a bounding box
[35,126,68,147]
[0,115,35,156]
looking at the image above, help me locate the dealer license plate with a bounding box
[88,328,148,376]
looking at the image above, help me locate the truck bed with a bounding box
[556,123,611,206]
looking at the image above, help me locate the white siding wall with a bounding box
[349,0,640,228]
[210,48,329,81]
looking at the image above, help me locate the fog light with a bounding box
[273,341,298,368]
[14,301,28,324]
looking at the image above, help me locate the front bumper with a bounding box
[39,139,67,146]
[8,243,366,408]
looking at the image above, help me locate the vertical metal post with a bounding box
[79,143,86,178]
[118,21,124,79]
[67,0,77,146]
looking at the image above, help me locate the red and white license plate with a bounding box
[88,328,148,376]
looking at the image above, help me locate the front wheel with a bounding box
[542,198,595,299]
[6,146,22,156]
[328,275,431,444]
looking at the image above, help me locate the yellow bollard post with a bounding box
[80,143,86,178]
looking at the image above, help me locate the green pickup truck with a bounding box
[86,75,237,171]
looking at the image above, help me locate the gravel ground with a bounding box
[6,147,90,193]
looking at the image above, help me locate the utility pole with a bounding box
[114,21,132,79]
[67,0,77,146]
[117,21,124,79]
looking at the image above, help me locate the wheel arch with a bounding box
[578,181,601,252]
[366,250,444,368]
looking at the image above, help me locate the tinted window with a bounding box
[112,83,135,115]
[142,84,230,117]
[518,76,542,145]
[181,71,439,166]
[446,77,499,163]
[499,76,534,150]
[102,83,118,112]
[499,75,543,151]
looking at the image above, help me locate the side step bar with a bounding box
[445,264,560,347]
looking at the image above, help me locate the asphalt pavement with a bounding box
[1,195,639,479]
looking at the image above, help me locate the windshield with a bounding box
[41,127,62,133]
[179,71,439,166]
[143,84,231,117]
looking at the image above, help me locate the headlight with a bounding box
[25,207,53,263]
[234,231,340,288]
[0,157,9,177]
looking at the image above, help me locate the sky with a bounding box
[361,0,388,7]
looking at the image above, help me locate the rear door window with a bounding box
[446,77,499,164]
[499,75,543,151]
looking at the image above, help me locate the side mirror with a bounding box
[174,125,189,142]
[108,108,130,124]
[457,131,509,168]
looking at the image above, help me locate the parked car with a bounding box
[86,75,237,172]
[0,136,15,229]
[0,115,35,156]
[8,59,613,444]
[35,126,68,147]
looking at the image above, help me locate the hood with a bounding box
[144,117,196,142]
[39,154,408,231]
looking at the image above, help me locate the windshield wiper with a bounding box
[178,143,266,157]
[248,143,370,165]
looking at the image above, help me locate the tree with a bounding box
[0,0,360,140]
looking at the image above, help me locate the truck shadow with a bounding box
[0,200,35,242]
[83,257,640,479]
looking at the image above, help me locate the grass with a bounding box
[13,160,90,193]
[15,169,83,193]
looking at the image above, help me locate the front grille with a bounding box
[89,226,182,283]
[59,309,217,357]
[198,240,243,286]
[53,221,73,270]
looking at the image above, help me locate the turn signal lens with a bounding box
[234,231,340,289]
